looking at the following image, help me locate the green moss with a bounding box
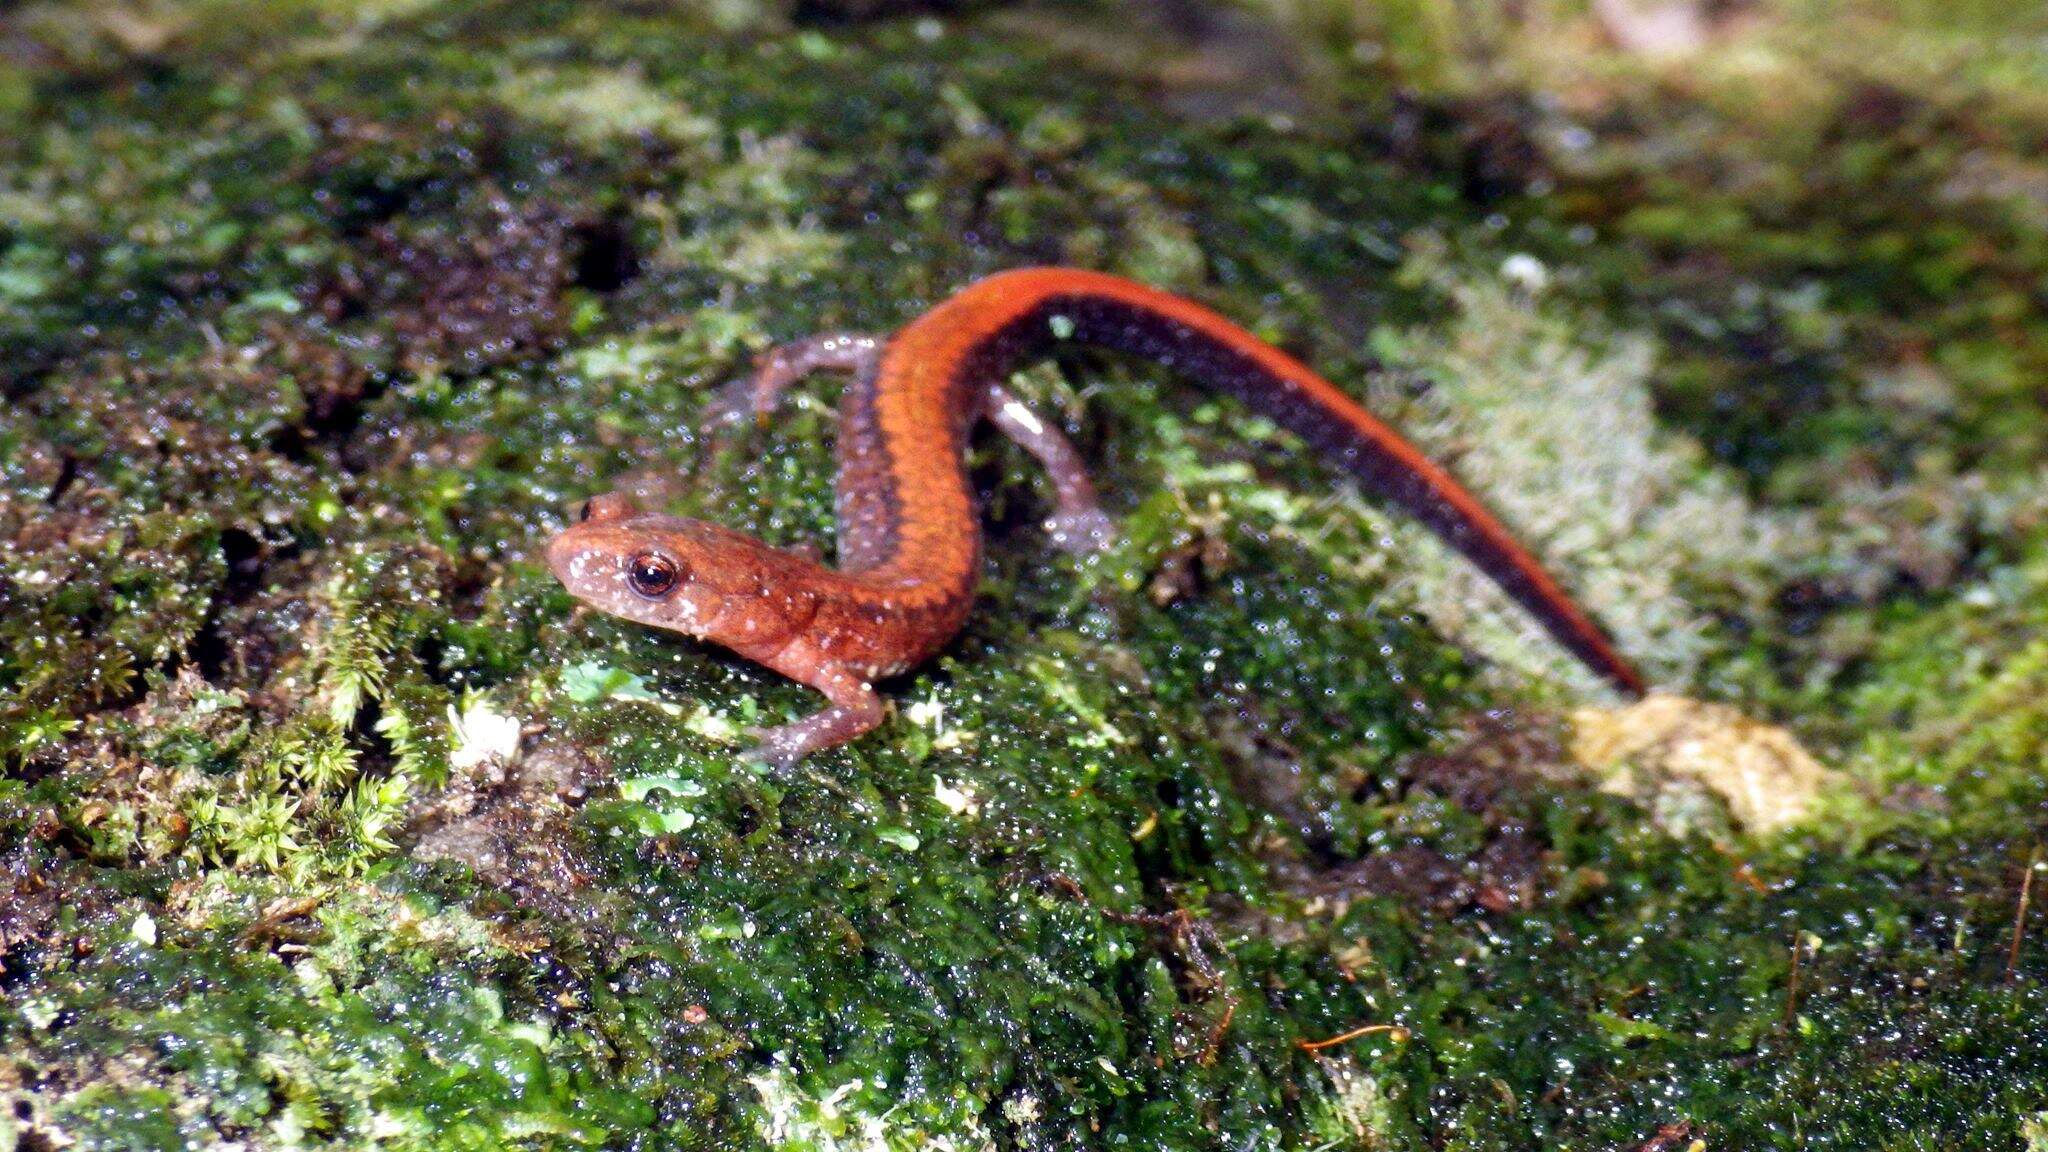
[1830,546,2048,827]
[3,0,2046,1148]
[8,884,671,1149]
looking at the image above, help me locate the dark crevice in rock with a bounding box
[218,527,267,595]
[569,214,641,293]
[42,453,78,505]
[790,0,987,27]
[3,358,57,404]
[263,193,575,483]
[189,525,285,686]
[1247,717,1567,915]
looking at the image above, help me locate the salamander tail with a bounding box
[1025,269,1647,697]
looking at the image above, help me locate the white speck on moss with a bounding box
[1499,252,1549,293]
[749,1052,996,1151]
[933,776,981,818]
[446,692,522,773]
[684,705,742,744]
[906,697,946,729]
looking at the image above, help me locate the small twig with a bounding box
[1197,997,1237,1066]
[1046,873,1222,986]
[1782,931,1802,1028]
[2008,848,2042,982]
[1630,1120,1702,1152]
[1713,843,1768,895]
[238,894,324,949]
[1297,1022,1410,1052]
[1048,873,1242,1067]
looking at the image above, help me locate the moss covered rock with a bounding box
[4,1,2047,1148]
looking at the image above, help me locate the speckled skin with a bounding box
[547,268,1645,765]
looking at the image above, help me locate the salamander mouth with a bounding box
[543,529,580,584]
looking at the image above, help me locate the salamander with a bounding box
[546,267,1646,766]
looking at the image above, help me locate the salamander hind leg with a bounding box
[983,381,1118,554]
[744,657,888,770]
[705,333,884,431]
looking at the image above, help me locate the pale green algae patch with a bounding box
[4,1,2048,1149]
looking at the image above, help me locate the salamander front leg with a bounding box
[984,382,1118,554]
[706,333,884,430]
[745,659,888,770]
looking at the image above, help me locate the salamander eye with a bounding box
[625,551,682,599]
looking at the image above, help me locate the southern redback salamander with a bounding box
[547,268,1645,766]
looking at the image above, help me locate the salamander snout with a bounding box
[543,526,607,602]
[543,527,584,585]
[545,507,754,641]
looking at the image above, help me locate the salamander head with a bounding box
[545,492,816,647]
